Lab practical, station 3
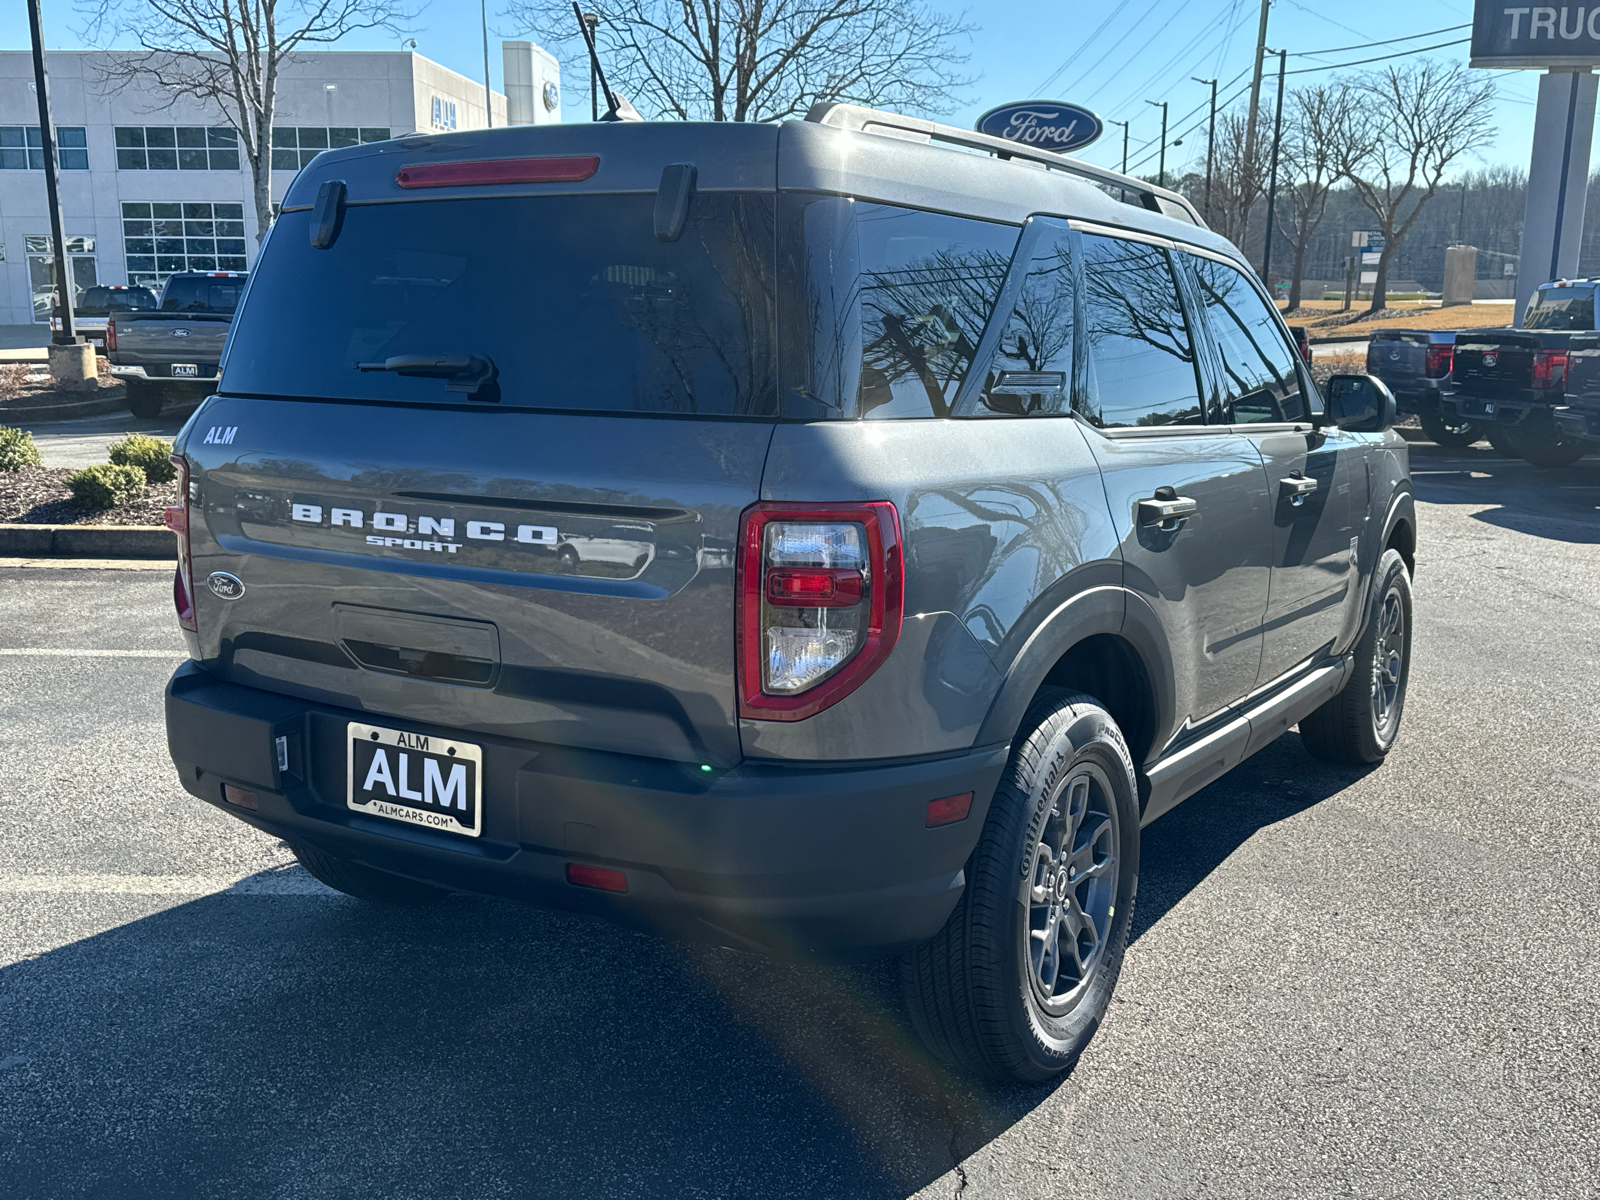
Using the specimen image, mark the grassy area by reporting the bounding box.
[1279,299,1514,334]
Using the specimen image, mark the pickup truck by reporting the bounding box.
[50,284,158,349]
[108,271,246,419]
[1556,331,1600,449]
[1451,279,1595,468]
[1365,329,1482,448]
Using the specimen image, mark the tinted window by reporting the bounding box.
[974,221,1074,416]
[1185,254,1306,423]
[76,286,157,316]
[1079,235,1201,427]
[162,276,245,313]
[777,198,1017,418]
[1524,287,1596,331]
[224,194,777,414]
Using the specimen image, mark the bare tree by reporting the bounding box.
[79,0,411,244]
[1275,83,1365,311]
[1204,109,1266,258]
[1338,62,1496,314]
[507,0,974,123]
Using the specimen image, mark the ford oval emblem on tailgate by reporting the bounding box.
[1483,351,1498,367]
[171,328,191,336]
[207,571,245,600]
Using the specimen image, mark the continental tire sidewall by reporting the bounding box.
[1003,706,1141,1077]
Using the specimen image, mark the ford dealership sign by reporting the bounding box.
[975,101,1103,154]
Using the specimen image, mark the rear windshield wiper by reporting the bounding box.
[358,354,500,401]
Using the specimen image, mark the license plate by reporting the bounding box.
[347,722,483,837]
[171,363,198,377]
[1481,402,1495,414]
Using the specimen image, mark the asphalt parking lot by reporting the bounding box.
[0,443,1596,1200]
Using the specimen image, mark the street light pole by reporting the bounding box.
[1146,99,1169,189]
[1260,48,1287,288]
[26,0,75,346]
[583,11,599,121]
[1109,119,1129,174]
[1193,76,1217,221]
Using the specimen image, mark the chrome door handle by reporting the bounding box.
[1137,495,1198,528]
[1279,475,1319,506]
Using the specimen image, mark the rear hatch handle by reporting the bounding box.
[359,353,500,401]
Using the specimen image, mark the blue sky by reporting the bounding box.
[5,0,1546,175]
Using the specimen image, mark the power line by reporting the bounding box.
[1099,5,1247,122]
[1284,37,1470,74]
[1292,23,1470,59]
[1057,0,1190,102]
[1032,0,1139,95]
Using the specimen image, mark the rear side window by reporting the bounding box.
[162,276,245,313]
[1184,254,1306,423]
[1079,234,1202,428]
[223,194,776,415]
[778,198,1018,418]
[973,219,1075,417]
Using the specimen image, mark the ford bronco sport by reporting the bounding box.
[163,105,1416,1082]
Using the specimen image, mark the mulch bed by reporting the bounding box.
[0,360,123,412]
[0,466,177,526]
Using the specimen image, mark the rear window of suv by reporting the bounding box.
[1523,286,1595,330]
[223,194,777,415]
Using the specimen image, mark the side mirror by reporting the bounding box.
[1321,374,1397,432]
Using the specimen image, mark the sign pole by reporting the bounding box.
[1260,49,1287,286]
[1514,69,1597,321]
[26,0,76,346]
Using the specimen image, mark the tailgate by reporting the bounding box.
[1453,332,1539,398]
[184,396,768,765]
[1368,333,1429,384]
[1569,333,1600,408]
[116,316,230,365]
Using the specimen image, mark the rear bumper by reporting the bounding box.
[1387,379,1449,416]
[1450,393,1555,425]
[165,661,1008,951]
[109,363,219,386]
[1554,405,1600,443]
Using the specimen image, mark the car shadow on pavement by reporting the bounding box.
[0,737,1365,1200]
[1407,444,1600,543]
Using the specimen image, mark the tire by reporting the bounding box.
[1418,412,1483,449]
[1517,437,1587,469]
[901,689,1140,1083]
[125,382,164,420]
[1484,424,1521,457]
[1300,548,1413,766]
[291,840,449,905]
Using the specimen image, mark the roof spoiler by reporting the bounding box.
[805,102,1207,229]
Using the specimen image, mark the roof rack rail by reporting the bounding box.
[804,102,1207,229]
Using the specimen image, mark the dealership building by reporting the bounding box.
[0,44,562,326]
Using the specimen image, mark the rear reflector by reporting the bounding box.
[566,863,628,893]
[222,784,258,810]
[396,155,599,189]
[925,792,974,828]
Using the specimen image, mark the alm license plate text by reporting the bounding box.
[347,722,483,837]
[171,363,198,377]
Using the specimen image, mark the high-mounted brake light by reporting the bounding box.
[395,155,599,189]
[1532,348,1569,389]
[737,501,903,722]
[166,454,196,632]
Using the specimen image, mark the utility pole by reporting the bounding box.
[1243,0,1272,185]
[1109,119,1129,174]
[583,11,599,121]
[481,0,493,127]
[1146,99,1169,189]
[27,0,76,350]
[1193,76,1217,221]
[1261,49,1287,289]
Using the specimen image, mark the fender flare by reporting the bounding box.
[975,584,1177,761]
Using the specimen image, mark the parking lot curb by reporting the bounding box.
[0,394,127,423]
[0,524,174,559]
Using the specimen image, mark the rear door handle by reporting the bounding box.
[1279,475,1319,506]
[1137,495,1198,528]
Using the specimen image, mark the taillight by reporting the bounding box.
[1424,345,1453,377]
[1365,344,1380,373]
[1532,349,1569,389]
[395,155,599,189]
[737,501,903,721]
[106,317,117,352]
[165,454,196,631]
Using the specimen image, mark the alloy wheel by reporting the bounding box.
[1370,584,1407,739]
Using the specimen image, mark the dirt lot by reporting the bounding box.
[0,465,177,526]
[1281,300,1513,334]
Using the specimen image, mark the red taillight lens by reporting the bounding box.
[167,454,196,631]
[106,317,117,352]
[395,155,599,189]
[737,501,904,722]
[1532,349,1569,388]
[566,863,628,893]
[1424,345,1453,377]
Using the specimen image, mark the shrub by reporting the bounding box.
[67,463,146,510]
[0,425,43,471]
[108,433,176,483]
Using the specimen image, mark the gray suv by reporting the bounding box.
[163,106,1416,1082]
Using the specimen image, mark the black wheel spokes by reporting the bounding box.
[1370,586,1406,734]
[1027,770,1118,1013]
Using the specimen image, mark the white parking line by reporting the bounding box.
[0,871,335,896]
[0,648,183,657]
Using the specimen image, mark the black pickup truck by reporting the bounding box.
[1451,280,1595,467]
[107,271,246,419]
[1557,332,1600,450]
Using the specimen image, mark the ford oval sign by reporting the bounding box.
[207,571,246,600]
[976,100,1103,154]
